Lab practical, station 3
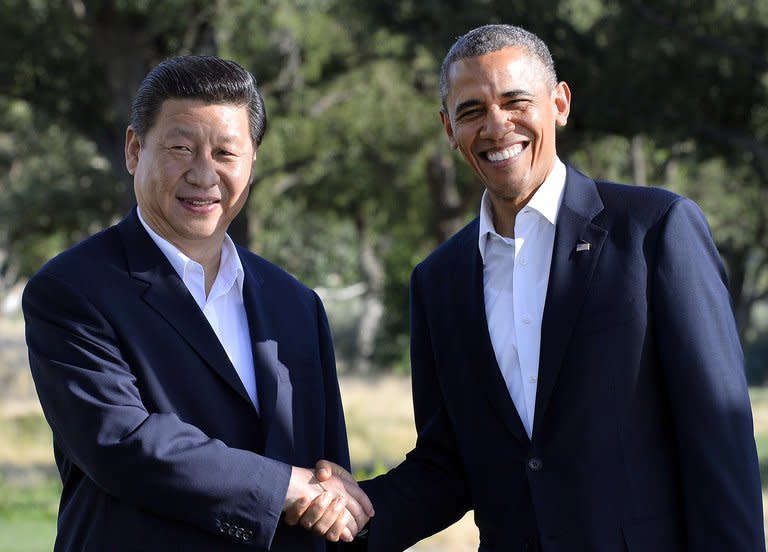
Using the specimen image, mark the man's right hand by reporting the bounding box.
[282,465,373,542]
[293,460,374,539]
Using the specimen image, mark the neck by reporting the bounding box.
[488,190,537,238]
[178,243,221,297]
[160,232,223,296]
[138,209,223,296]
[198,250,221,297]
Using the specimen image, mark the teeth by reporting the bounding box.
[486,144,524,162]
[186,199,216,206]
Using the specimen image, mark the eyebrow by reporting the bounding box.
[454,89,533,115]
[454,99,483,115]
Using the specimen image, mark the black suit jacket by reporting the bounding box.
[23,209,350,551]
[361,166,764,551]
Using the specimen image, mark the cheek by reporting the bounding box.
[224,170,253,202]
[453,131,476,162]
[160,158,188,181]
[459,147,477,169]
[459,144,482,170]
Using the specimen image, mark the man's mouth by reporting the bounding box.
[483,143,526,162]
[179,198,220,206]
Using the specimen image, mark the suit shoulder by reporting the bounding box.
[30,225,123,282]
[23,225,125,311]
[593,179,687,222]
[594,179,681,204]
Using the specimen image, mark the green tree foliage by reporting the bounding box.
[0,98,121,286]
[2,0,767,377]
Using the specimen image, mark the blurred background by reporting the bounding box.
[1,1,767,550]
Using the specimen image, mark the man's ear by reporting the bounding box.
[553,81,571,127]
[125,127,141,175]
[440,110,458,150]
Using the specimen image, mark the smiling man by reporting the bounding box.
[310,24,764,551]
[23,55,372,551]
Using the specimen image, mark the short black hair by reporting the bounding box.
[440,24,557,110]
[130,55,267,146]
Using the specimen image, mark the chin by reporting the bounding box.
[181,224,220,239]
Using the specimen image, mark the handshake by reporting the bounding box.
[282,460,374,543]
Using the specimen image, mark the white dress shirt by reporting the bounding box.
[138,208,258,410]
[479,158,566,437]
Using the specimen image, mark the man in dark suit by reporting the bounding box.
[311,24,764,551]
[23,55,372,551]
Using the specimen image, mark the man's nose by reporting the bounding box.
[481,106,512,139]
[185,154,219,188]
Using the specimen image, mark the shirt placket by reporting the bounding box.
[514,210,538,436]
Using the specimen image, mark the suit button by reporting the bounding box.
[243,529,253,541]
[235,528,243,539]
[527,457,543,471]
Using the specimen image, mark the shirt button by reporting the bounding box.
[522,317,531,325]
[520,257,528,266]
[528,376,538,383]
[528,457,543,471]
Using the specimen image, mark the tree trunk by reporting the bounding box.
[722,245,749,339]
[352,215,385,374]
[426,147,464,244]
[631,134,647,186]
[228,193,251,247]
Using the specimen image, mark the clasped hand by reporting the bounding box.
[282,464,373,542]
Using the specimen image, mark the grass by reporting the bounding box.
[0,474,59,521]
[0,411,60,552]
[0,520,57,552]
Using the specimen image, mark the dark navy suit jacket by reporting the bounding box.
[23,209,350,551]
[361,166,764,551]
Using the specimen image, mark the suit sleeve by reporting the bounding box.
[360,266,471,551]
[653,198,764,550]
[23,270,291,549]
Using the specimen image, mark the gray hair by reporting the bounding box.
[439,24,558,110]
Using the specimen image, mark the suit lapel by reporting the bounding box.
[533,167,607,437]
[117,210,254,407]
[240,257,295,462]
[460,222,530,446]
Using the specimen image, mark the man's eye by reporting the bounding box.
[506,100,528,110]
[458,109,481,120]
[170,145,192,152]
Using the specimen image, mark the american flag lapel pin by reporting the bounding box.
[576,241,591,252]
